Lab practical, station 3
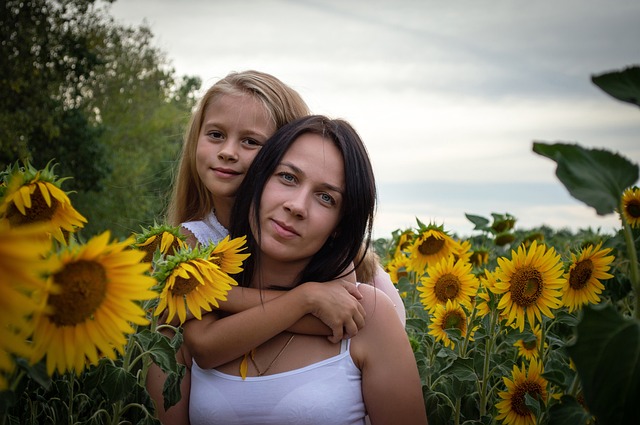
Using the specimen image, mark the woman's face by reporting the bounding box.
[256,133,345,268]
[195,94,276,202]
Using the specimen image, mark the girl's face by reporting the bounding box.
[196,93,276,202]
[256,133,345,270]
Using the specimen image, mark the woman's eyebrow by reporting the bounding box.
[279,162,343,194]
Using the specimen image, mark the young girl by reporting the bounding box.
[184,115,426,424]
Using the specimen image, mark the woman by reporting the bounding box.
[184,115,427,424]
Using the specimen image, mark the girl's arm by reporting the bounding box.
[218,278,364,342]
[183,281,364,369]
[182,229,364,340]
[353,285,428,425]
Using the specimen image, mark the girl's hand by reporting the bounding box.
[299,279,366,343]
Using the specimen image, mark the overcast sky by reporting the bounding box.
[109,0,640,238]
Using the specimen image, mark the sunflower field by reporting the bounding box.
[0,68,638,425]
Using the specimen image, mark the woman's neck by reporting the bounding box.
[251,256,307,290]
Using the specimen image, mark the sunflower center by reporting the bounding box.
[522,338,538,350]
[443,310,466,332]
[569,259,594,290]
[627,200,640,218]
[7,186,58,226]
[434,273,460,302]
[209,255,223,268]
[49,260,107,326]
[512,381,543,416]
[170,274,200,296]
[141,238,160,264]
[418,235,444,256]
[511,266,543,307]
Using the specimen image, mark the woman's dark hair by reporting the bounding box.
[229,115,377,287]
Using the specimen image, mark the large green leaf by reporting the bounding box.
[547,395,593,425]
[101,363,138,403]
[135,329,180,374]
[566,304,640,424]
[532,142,638,215]
[591,66,640,107]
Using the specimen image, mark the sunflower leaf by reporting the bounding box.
[441,357,477,382]
[591,66,640,107]
[134,329,180,374]
[547,395,593,425]
[532,142,639,215]
[101,363,137,403]
[566,304,640,424]
[465,213,491,232]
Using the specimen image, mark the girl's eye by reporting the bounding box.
[208,131,224,140]
[243,138,263,148]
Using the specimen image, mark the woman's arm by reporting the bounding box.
[352,285,427,425]
[183,281,365,369]
[146,328,191,425]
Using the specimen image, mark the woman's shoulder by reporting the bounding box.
[356,283,398,322]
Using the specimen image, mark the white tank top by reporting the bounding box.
[189,339,366,425]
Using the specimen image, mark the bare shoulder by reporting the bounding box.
[357,283,396,317]
[180,226,198,247]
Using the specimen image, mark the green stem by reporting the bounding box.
[454,397,461,425]
[460,301,478,357]
[538,319,548,365]
[621,214,640,319]
[479,309,498,417]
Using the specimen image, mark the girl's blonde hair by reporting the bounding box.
[166,70,310,226]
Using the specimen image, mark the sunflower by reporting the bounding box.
[513,324,545,360]
[30,232,157,376]
[561,242,614,313]
[428,299,468,349]
[407,224,457,273]
[209,235,250,275]
[154,246,238,324]
[0,161,86,244]
[0,221,54,388]
[452,239,473,263]
[496,359,548,425]
[393,228,415,257]
[418,255,479,312]
[493,241,565,332]
[470,247,490,268]
[385,253,411,284]
[621,186,640,227]
[135,223,187,264]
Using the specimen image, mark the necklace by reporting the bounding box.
[242,334,295,378]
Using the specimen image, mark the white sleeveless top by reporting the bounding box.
[189,339,366,425]
[181,211,228,246]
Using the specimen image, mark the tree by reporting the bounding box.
[1,0,201,238]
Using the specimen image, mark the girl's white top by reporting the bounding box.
[181,211,228,246]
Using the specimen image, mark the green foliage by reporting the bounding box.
[0,0,201,239]
[592,66,640,107]
[532,142,638,216]
[566,305,640,424]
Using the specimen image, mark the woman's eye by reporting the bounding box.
[319,193,336,205]
[278,172,296,183]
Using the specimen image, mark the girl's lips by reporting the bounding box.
[271,219,299,238]
[213,167,240,178]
